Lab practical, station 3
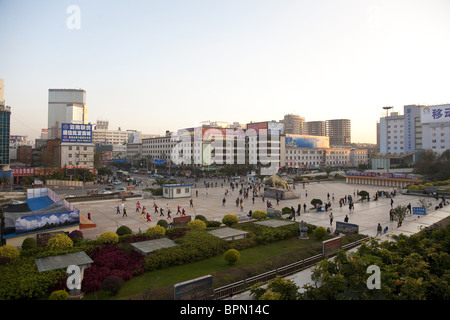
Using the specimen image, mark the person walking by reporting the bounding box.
[329,211,333,225]
[154,204,158,214]
[160,207,164,217]
[344,215,349,222]
[303,203,307,213]
[177,205,181,215]
[190,198,194,207]
[376,223,382,236]
[240,202,244,212]
[222,197,226,207]
[122,207,127,217]
[146,212,151,222]
[182,208,186,216]
[116,205,120,214]
[167,209,172,220]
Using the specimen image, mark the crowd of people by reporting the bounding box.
[97,175,445,239]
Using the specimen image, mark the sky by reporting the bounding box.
[1,0,450,144]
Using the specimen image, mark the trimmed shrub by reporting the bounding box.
[195,215,208,223]
[222,214,239,227]
[251,210,268,220]
[186,219,207,230]
[206,220,221,228]
[48,290,69,300]
[224,249,240,265]
[146,225,166,239]
[157,219,169,229]
[116,225,132,236]
[0,245,20,259]
[310,199,323,208]
[46,234,73,251]
[68,230,84,243]
[101,275,124,296]
[21,238,37,250]
[281,207,291,215]
[97,231,119,245]
[313,227,327,240]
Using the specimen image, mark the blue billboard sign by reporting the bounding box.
[413,207,427,215]
[61,123,92,143]
[154,159,164,165]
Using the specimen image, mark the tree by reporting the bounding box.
[359,190,369,200]
[390,205,408,226]
[250,276,300,300]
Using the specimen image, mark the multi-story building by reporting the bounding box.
[60,143,95,169]
[326,119,351,146]
[0,105,11,172]
[0,79,11,174]
[379,111,405,155]
[285,134,368,169]
[379,104,450,156]
[303,121,327,137]
[281,114,304,135]
[48,89,88,139]
[92,121,129,145]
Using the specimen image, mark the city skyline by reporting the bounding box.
[2,0,450,144]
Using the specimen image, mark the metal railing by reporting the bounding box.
[213,236,370,300]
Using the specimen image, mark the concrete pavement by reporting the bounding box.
[69,179,450,300]
[73,179,446,240]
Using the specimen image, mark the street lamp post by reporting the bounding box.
[382,106,393,173]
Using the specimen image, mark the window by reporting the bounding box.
[176,188,181,194]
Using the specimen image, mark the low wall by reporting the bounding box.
[45,180,95,187]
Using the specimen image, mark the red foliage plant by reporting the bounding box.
[81,244,145,293]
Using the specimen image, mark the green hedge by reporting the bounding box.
[238,221,300,245]
[144,230,229,271]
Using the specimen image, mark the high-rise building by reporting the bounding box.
[281,114,304,135]
[326,119,351,146]
[0,105,11,170]
[379,104,450,156]
[0,79,11,172]
[48,89,87,138]
[0,79,4,106]
[303,121,327,137]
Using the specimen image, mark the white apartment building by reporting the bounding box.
[60,143,95,169]
[285,147,368,168]
[379,111,405,155]
[379,104,450,156]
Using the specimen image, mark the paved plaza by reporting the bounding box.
[73,179,449,241]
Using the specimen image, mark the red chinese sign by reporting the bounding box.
[12,167,35,176]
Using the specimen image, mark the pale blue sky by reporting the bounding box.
[1,0,450,143]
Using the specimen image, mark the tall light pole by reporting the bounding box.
[382,106,393,173]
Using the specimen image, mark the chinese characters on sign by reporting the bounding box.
[61,123,92,143]
[421,105,450,124]
[12,167,34,176]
